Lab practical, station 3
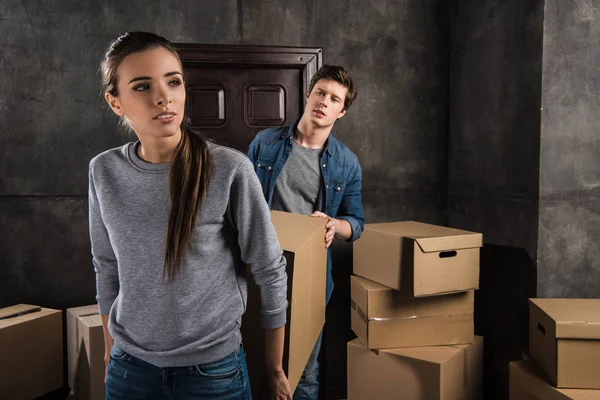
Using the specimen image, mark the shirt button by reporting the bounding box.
[322,164,326,168]
[257,163,261,167]
[267,166,272,171]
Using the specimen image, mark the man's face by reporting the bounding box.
[302,79,348,128]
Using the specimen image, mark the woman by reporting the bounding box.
[90,31,291,400]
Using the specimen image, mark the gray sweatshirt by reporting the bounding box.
[89,141,288,368]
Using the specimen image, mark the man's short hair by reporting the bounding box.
[308,65,358,111]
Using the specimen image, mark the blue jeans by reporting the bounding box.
[292,331,323,400]
[106,344,252,400]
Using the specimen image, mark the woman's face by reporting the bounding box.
[106,47,186,141]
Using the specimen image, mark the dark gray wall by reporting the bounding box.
[0,0,449,306]
[0,0,243,311]
[303,0,450,226]
[538,0,600,298]
[0,1,449,398]
[7,1,599,399]
[448,0,543,398]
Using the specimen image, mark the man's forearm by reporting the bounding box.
[334,218,352,240]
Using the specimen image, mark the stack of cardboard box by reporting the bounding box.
[0,302,106,400]
[509,298,600,399]
[348,221,484,400]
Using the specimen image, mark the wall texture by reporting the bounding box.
[0,0,449,307]
[5,1,598,399]
[538,0,600,298]
[448,0,544,398]
[0,1,449,398]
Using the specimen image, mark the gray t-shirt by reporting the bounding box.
[89,141,287,368]
[272,138,322,215]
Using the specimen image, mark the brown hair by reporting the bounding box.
[100,32,211,281]
[308,65,358,111]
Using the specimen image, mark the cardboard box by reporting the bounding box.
[510,360,600,400]
[0,304,63,399]
[347,336,483,400]
[353,221,482,296]
[351,275,474,349]
[242,211,326,397]
[529,298,600,389]
[67,305,105,400]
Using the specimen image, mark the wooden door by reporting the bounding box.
[174,44,322,153]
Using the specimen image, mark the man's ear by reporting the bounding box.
[337,109,347,120]
[105,92,124,117]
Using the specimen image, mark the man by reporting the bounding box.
[247,65,364,399]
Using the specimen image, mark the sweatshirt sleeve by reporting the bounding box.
[88,163,120,315]
[227,157,288,330]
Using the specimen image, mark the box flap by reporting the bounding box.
[415,234,483,253]
[347,338,365,350]
[69,304,99,318]
[349,338,462,364]
[80,314,103,328]
[0,304,41,320]
[367,221,480,240]
[351,275,391,293]
[0,307,61,330]
[383,345,462,364]
[530,298,600,339]
[365,221,482,252]
[271,211,326,252]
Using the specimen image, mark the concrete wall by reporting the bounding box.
[448,0,544,398]
[0,1,449,397]
[0,0,449,308]
[7,1,599,399]
[538,0,600,299]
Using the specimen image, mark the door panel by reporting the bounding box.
[184,66,300,152]
[174,44,322,154]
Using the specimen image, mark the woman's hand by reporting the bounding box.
[267,369,292,400]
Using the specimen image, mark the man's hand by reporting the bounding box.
[311,211,336,248]
[267,369,293,400]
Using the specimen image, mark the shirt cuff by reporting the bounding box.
[97,297,116,315]
[338,216,362,242]
[260,307,287,330]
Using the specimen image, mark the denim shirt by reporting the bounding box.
[247,121,365,303]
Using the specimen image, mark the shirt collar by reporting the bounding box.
[282,119,336,157]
